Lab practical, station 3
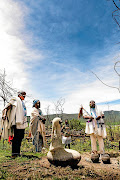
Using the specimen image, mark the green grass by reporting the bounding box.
[0,137,47,165]
[71,137,91,153]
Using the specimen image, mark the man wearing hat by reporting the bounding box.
[30,100,46,152]
[2,91,28,158]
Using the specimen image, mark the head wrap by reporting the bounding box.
[33,99,40,107]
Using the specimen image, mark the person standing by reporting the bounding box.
[30,100,46,152]
[2,91,28,158]
[61,119,71,149]
[79,100,107,162]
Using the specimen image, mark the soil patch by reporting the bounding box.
[1,153,120,180]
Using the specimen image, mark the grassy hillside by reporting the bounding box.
[104,110,120,125]
[27,110,120,125]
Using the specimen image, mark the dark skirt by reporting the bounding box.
[33,131,43,152]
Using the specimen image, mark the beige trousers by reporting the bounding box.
[90,133,104,154]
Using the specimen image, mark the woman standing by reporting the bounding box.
[30,100,46,152]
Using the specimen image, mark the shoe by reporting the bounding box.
[91,153,99,163]
[11,155,17,159]
[101,153,110,164]
[11,154,20,159]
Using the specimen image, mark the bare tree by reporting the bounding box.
[111,0,120,28]
[107,0,120,43]
[0,69,17,147]
[91,61,120,93]
[45,105,50,129]
[0,69,17,106]
[53,97,65,120]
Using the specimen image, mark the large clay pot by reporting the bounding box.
[101,154,110,164]
[91,154,99,163]
[48,117,81,167]
[47,148,81,167]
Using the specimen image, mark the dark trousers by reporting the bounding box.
[12,126,25,156]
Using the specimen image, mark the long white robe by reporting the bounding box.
[1,97,28,139]
[84,106,107,138]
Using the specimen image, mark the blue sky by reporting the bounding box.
[0,0,120,114]
[23,0,119,95]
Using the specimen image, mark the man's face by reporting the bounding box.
[65,120,68,125]
[89,101,95,108]
[19,94,26,100]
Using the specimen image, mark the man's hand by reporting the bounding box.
[2,109,7,120]
[83,116,94,119]
[2,115,6,120]
[42,118,46,124]
[78,106,83,118]
[90,116,94,119]
[28,132,31,137]
[2,105,12,120]
[101,115,104,119]
[96,116,101,120]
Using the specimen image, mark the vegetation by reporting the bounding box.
[0,114,120,179]
[104,110,120,125]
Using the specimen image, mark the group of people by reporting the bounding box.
[1,90,107,162]
[0,91,71,158]
[1,91,46,158]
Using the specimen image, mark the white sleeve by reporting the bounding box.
[5,97,17,109]
[83,111,89,117]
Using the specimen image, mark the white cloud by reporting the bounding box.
[63,55,120,114]
[39,70,120,116]
[0,0,44,91]
[45,50,120,115]
[64,81,120,113]
[0,0,45,117]
[0,1,28,88]
[35,51,120,116]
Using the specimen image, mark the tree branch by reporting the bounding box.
[90,70,119,92]
[112,0,120,10]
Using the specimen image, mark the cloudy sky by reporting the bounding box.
[0,0,120,115]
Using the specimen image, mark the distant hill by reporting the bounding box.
[27,113,78,124]
[104,110,120,124]
[44,113,78,121]
[27,110,120,125]
[46,110,120,120]
[104,110,120,116]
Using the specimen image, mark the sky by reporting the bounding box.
[0,0,120,115]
